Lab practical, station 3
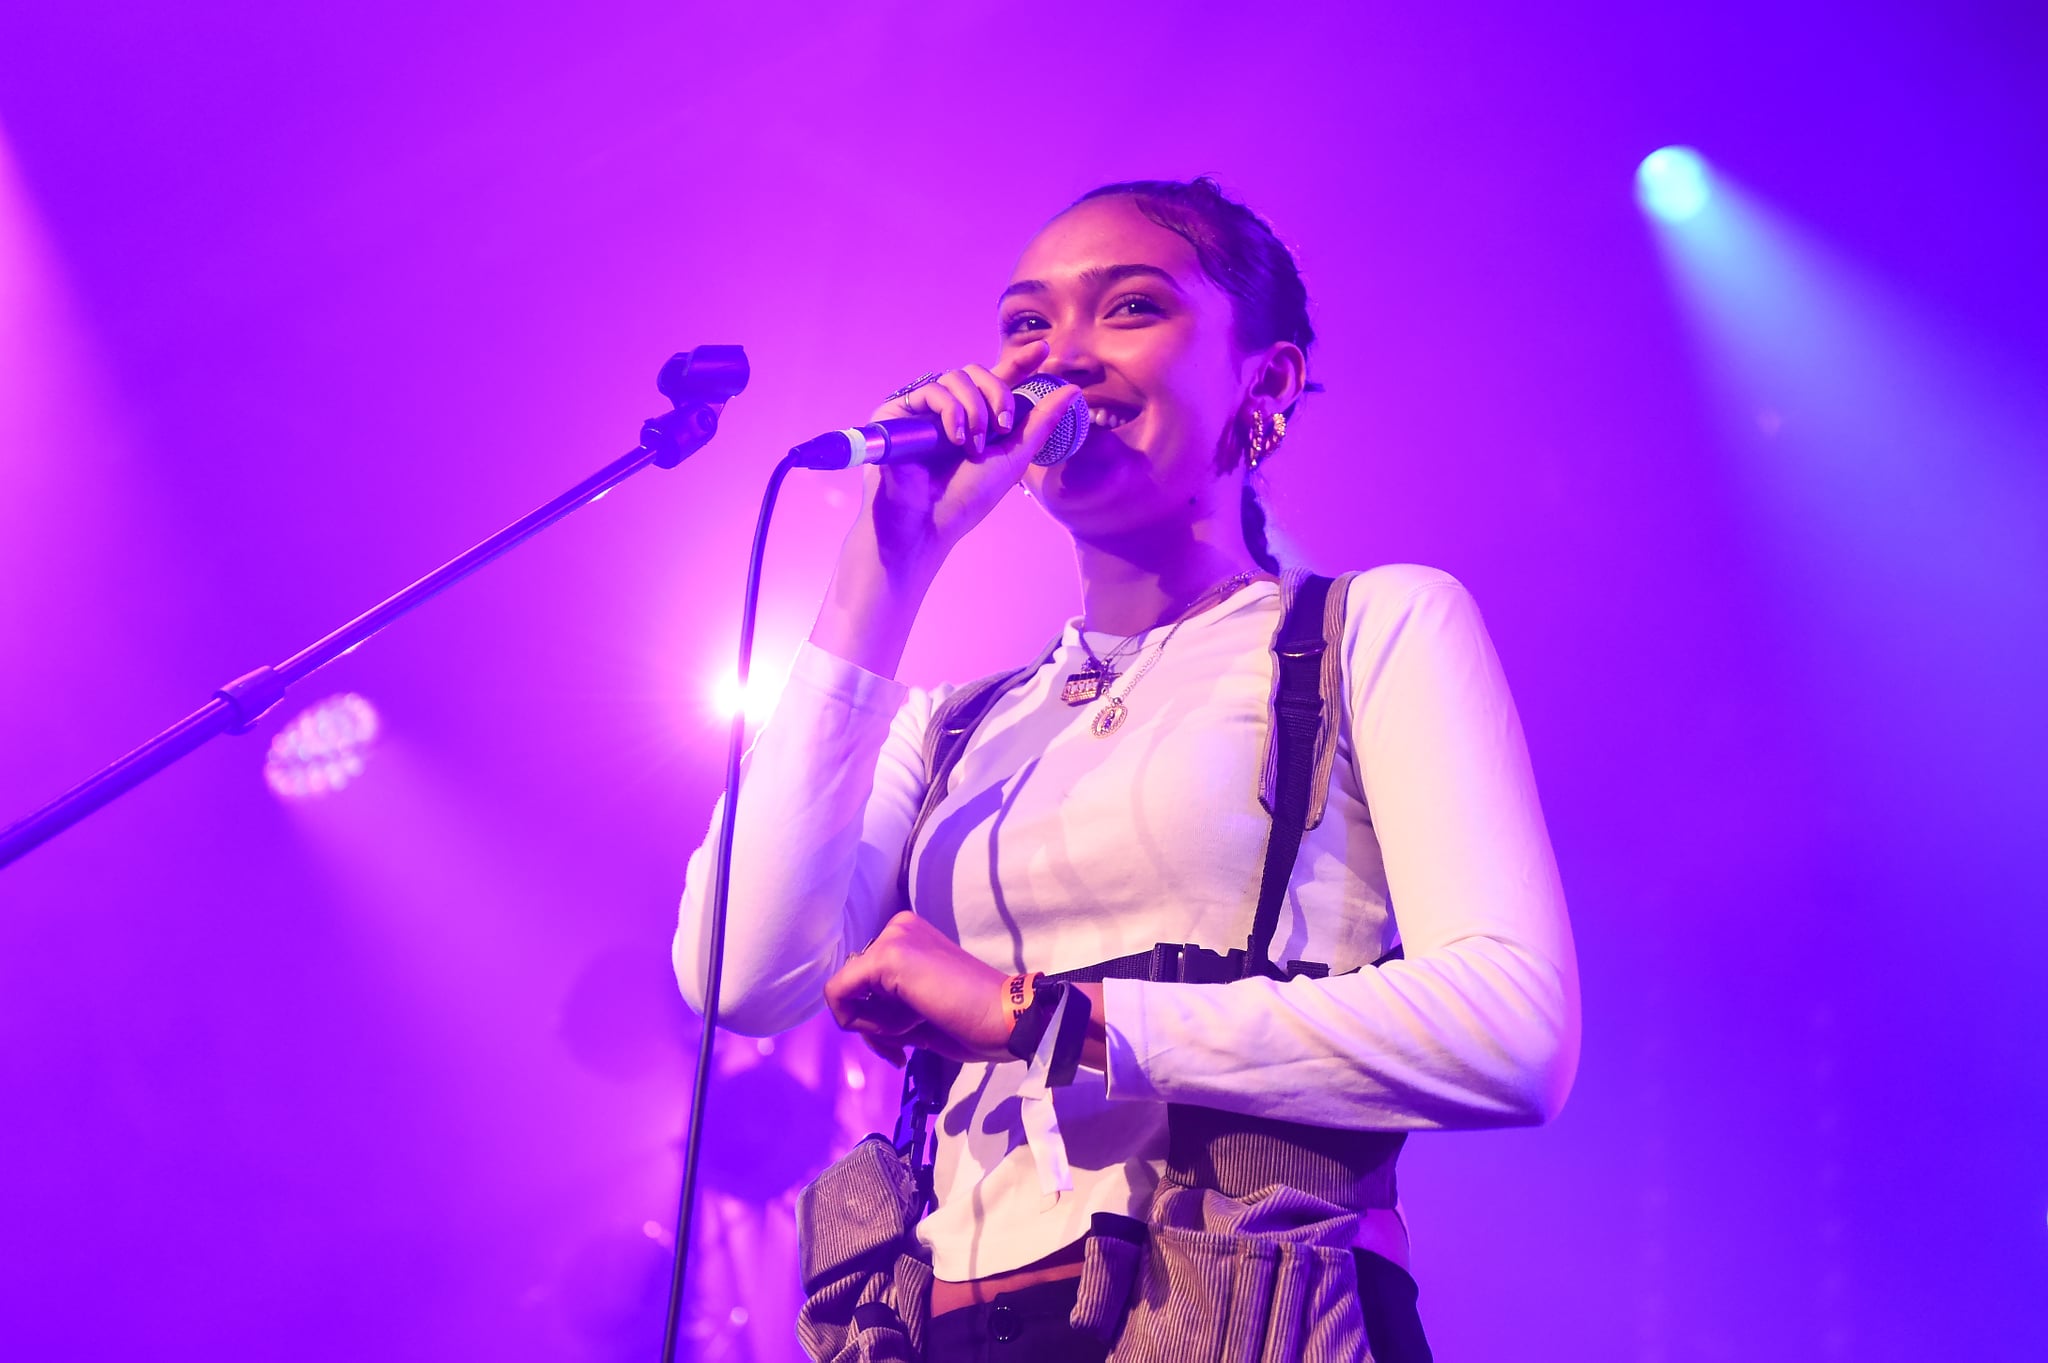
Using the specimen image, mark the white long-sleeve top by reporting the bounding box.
[675,566,1579,1282]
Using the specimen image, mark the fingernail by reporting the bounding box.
[998,408,1014,432]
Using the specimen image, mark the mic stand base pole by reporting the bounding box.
[0,398,731,872]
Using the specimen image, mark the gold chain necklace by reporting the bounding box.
[1086,570,1259,738]
[1061,630,1147,705]
[1078,630,1146,676]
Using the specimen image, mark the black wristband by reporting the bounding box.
[1006,980,1066,1062]
[1046,985,1090,1088]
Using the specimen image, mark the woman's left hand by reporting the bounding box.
[823,912,1013,1066]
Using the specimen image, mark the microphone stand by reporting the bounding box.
[0,345,751,871]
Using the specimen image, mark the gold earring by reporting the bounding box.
[1272,411,1288,442]
[1247,411,1270,469]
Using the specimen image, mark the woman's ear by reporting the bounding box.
[1247,341,1308,411]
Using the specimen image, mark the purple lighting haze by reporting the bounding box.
[0,4,2042,1361]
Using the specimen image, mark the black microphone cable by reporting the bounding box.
[659,449,802,1363]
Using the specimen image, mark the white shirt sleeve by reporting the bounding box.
[672,641,940,1036]
[1102,575,1582,1129]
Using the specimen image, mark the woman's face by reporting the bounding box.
[1000,197,1260,539]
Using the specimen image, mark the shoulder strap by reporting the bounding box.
[1245,572,1351,977]
[1257,569,1358,832]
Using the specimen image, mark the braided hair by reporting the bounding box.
[1071,178,1316,572]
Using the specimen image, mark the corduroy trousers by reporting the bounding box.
[923,1251,1432,1363]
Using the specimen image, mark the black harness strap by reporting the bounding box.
[905,576,1347,994]
[1245,573,1335,978]
[887,576,1354,1208]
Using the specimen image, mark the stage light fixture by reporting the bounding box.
[1637,146,1712,223]
[264,693,380,799]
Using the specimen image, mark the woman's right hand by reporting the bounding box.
[810,339,1082,677]
[859,338,1077,565]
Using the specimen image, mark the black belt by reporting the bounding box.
[1051,941,1400,986]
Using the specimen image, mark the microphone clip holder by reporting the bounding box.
[640,344,751,468]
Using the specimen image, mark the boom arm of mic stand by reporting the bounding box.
[0,349,747,872]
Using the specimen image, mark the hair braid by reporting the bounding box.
[1241,481,1280,574]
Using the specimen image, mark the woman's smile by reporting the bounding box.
[1087,400,1140,432]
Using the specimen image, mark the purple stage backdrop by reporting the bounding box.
[2,3,2044,1360]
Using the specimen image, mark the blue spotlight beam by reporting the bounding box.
[1638,146,1712,223]
[0,347,749,871]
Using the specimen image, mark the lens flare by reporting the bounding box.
[1637,146,1712,223]
[264,693,381,799]
[710,668,783,725]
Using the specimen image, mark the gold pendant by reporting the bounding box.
[1090,698,1128,737]
[1061,670,1113,705]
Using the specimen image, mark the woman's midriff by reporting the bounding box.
[930,1239,1087,1317]
[926,1207,1412,1318]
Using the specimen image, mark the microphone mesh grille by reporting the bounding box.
[1015,376,1090,467]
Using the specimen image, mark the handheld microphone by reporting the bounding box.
[789,376,1090,471]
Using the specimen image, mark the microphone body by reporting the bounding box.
[790,376,1090,471]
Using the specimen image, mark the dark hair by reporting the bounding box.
[1071,178,1315,574]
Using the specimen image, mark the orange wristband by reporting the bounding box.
[1002,971,1042,1027]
